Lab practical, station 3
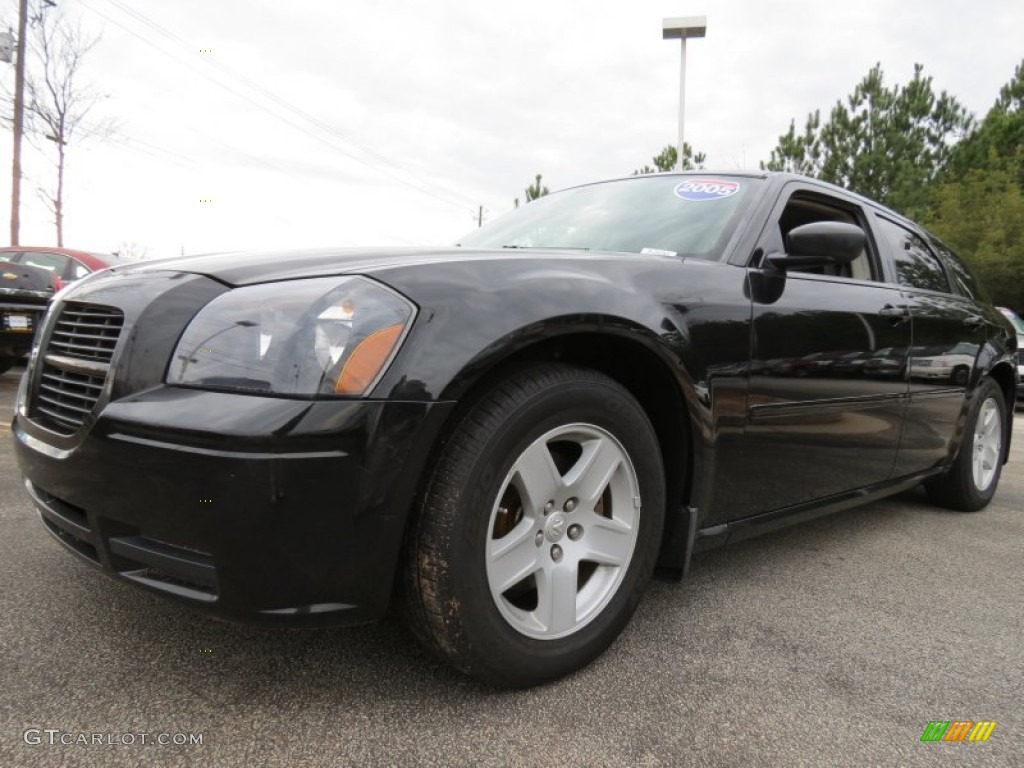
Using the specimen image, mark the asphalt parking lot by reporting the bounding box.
[1,364,1021,767]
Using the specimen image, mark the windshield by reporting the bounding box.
[458,175,760,259]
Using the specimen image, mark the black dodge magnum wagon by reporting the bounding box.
[12,172,1017,687]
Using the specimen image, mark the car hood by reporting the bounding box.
[111,246,658,287]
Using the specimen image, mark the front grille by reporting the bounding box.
[48,303,122,362]
[34,365,108,433]
[30,302,124,435]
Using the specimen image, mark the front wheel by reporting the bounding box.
[925,377,1006,511]
[404,364,665,687]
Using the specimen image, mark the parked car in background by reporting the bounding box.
[997,306,1024,405]
[11,172,1018,687]
[0,247,122,290]
[909,342,979,385]
[0,260,60,374]
[862,346,908,379]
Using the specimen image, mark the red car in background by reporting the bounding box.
[0,246,123,291]
[0,247,123,374]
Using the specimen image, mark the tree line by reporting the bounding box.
[763,59,1024,313]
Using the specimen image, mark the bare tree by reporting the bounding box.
[24,9,111,246]
[112,240,150,261]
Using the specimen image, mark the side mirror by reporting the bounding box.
[767,221,866,271]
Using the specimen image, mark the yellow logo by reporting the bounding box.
[2,272,17,280]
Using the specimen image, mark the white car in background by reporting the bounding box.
[909,342,979,385]
[997,307,1024,407]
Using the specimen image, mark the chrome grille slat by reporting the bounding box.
[56,319,117,329]
[48,339,119,358]
[35,404,84,427]
[52,329,119,343]
[36,394,94,415]
[29,302,124,435]
[40,371,104,391]
[57,310,121,319]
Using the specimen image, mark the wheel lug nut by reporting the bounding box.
[544,500,554,516]
[563,497,577,513]
[567,524,583,541]
[550,545,563,562]
[535,531,544,547]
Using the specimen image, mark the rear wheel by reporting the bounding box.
[404,364,665,687]
[925,377,1006,511]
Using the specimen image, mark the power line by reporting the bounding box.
[76,0,479,214]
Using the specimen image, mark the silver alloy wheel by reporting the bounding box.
[972,397,1002,492]
[485,423,641,640]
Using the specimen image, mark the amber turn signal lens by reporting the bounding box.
[335,323,405,394]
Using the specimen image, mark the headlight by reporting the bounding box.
[166,276,415,396]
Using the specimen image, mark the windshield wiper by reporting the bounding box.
[500,245,590,251]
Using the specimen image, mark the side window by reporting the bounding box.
[769,192,874,280]
[929,236,989,302]
[18,251,70,276]
[875,218,950,293]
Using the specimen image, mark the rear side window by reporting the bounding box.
[876,217,951,293]
[69,260,90,280]
[929,236,989,302]
[18,251,70,276]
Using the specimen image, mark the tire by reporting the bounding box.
[404,364,665,687]
[0,357,13,375]
[925,377,1006,511]
[950,366,969,386]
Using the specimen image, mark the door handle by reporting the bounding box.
[963,314,985,328]
[878,304,909,322]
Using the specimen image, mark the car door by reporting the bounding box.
[872,216,986,477]
[716,184,911,520]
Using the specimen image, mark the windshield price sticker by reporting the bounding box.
[674,179,740,202]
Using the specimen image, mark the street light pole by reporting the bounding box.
[662,16,707,171]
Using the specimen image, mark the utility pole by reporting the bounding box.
[10,0,28,245]
[477,205,484,228]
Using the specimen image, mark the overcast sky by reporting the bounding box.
[1,0,1022,259]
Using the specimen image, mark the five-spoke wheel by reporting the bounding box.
[405,364,664,687]
[486,423,641,640]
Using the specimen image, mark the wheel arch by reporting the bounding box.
[985,360,1016,462]
[414,328,697,576]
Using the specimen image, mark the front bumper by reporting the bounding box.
[14,389,451,625]
[12,268,452,626]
